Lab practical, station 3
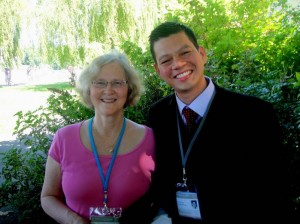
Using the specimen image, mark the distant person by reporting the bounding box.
[147,21,292,223]
[41,50,155,223]
[26,65,32,76]
[4,68,11,86]
[26,65,33,82]
[67,65,77,86]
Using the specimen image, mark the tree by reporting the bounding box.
[0,0,23,68]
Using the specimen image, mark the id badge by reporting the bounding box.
[90,207,122,224]
[176,183,202,220]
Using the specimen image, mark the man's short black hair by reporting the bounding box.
[149,21,199,62]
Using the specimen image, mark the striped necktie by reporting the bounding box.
[182,107,199,134]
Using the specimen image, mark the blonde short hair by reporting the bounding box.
[76,49,144,109]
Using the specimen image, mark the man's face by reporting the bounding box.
[153,31,207,102]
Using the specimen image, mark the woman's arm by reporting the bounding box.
[41,156,89,224]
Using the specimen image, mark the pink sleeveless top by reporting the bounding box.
[49,121,155,218]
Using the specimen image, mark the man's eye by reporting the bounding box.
[182,51,191,56]
[161,59,171,64]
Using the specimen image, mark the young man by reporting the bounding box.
[148,21,293,224]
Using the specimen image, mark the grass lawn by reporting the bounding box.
[0,82,73,141]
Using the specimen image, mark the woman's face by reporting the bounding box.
[90,62,128,116]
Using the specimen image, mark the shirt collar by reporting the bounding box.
[176,76,215,117]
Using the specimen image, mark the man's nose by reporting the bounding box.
[172,57,186,69]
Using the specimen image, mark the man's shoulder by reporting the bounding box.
[215,84,272,108]
[150,94,175,110]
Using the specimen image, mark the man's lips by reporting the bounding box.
[175,70,191,79]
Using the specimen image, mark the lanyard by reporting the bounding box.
[88,117,126,207]
[176,91,216,185]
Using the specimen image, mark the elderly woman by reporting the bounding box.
[41,50,155,224]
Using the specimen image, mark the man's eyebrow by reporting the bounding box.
[157,54,170,62]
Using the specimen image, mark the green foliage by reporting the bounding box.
[0,89,93,222]
[0,147,46,222]
[0,0,299,221]
[0,0,23,68]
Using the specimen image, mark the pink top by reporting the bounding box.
[49,121,155,219]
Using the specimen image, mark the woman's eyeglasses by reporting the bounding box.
[91,80,128,89]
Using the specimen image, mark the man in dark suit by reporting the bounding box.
[148,21,293,223]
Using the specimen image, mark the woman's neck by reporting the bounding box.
[93,114,123,132]
[91,114,125,153]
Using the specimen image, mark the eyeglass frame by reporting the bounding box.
[91,79,128,89]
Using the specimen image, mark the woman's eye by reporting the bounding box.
[113,81,122,86]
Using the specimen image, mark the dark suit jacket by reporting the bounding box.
[148,83,293,223]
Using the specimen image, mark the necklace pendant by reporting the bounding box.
[104,144,115,153]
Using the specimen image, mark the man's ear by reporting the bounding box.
[153,63,159,74]
[198,46,207,64]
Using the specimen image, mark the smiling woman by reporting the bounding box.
[40,49,156,224]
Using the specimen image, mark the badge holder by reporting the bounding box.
[176,168,202,220]
[90,202,122,224]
